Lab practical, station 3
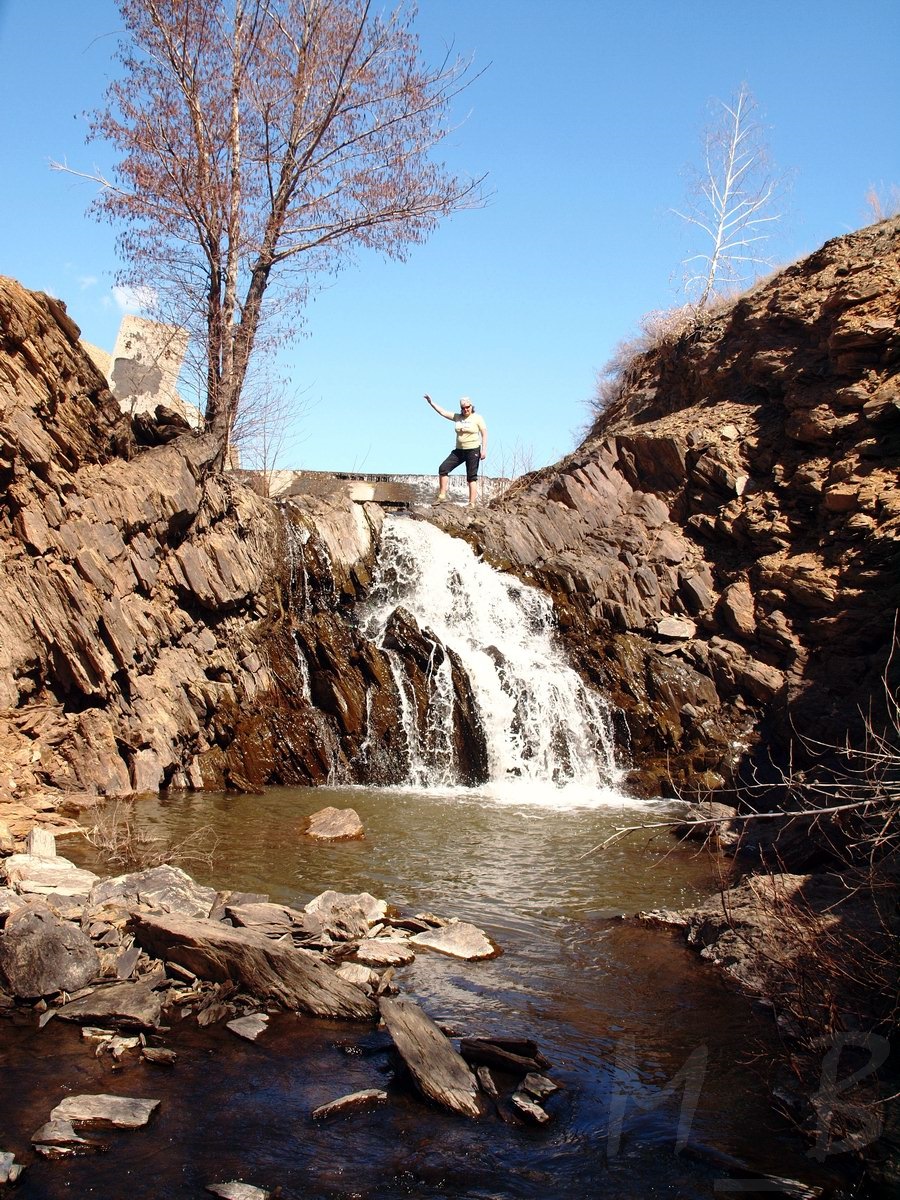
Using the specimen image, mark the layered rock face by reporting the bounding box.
[1,217,897,820]
[437,217,900,794]
[0,286,358,816]
[0,278,294,808]
[0,275,489,824]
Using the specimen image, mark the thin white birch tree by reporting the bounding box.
[674,84,782,311]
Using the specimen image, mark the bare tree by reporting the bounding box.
[674,84,781,311]
[59,0,483,468]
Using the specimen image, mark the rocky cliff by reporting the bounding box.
[1,217,898,840]
[437,217,900,799]
[0,276,489,839]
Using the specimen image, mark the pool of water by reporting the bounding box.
[1,785,847,1198]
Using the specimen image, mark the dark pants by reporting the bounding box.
[439,446,481,482]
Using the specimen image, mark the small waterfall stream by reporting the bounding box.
[360,515,624,803]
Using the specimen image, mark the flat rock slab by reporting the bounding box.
[225,902,301,931]
[132,911,376,1020]
[379,996,483,1119]
[0,903,99,998]
[304,807,364,841]
[207,1184,270,1200]
[51,1094,160,1129]
[311,1089,388,1121]
[88,864,217,920]
[1,853,99,900]
[410,921,498,960]
[31,1118,108,1155]
[521,1072,559,1100]
[56,979,164,1030]
[227,1014,269,1041]
[354,939,415,968]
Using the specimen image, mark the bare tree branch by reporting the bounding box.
[58,0,486,469]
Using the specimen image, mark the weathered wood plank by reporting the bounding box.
[379,996,483,1119]
[131,912,377,1020]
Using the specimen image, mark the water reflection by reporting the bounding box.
[1,786,842,1199]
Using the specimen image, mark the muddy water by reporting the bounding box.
[3,786,842,1198]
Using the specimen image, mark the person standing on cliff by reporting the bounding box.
[424,394,488,506]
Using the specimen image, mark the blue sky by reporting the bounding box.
[1,0,898,476]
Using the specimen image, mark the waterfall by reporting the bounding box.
[360,515,624,805]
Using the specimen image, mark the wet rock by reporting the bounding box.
[141,1045,178,1066]
[227,1013,269,1041]
[379,996,484,1118]
[511,1090,551,1123]
[459,1037,551,1075]
[311,1088,389,1121]
[50,1094,160,1129]
[32,1118,108,1158]
[476,1065,498,1099]
[674,801,740,848]
[56,978,165,1030]
[207,1184,270,1200]
[0,1149,25,1182]
[131,911,377,1019]
[82,1028,142,1060]
[0,902,99,997]
[521,1072,560,1100]
[409,920,499,961]
[304,806,364,841]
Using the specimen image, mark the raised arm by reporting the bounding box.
[424,394,454,420]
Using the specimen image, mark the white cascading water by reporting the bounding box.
[361,515,626,806]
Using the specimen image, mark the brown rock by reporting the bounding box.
[0,903,99,998]
[720,580,756,640]
[379,996,484,1118]
[131,910,377,1019]
[56,978,165,1030]
[305,806,364,841]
